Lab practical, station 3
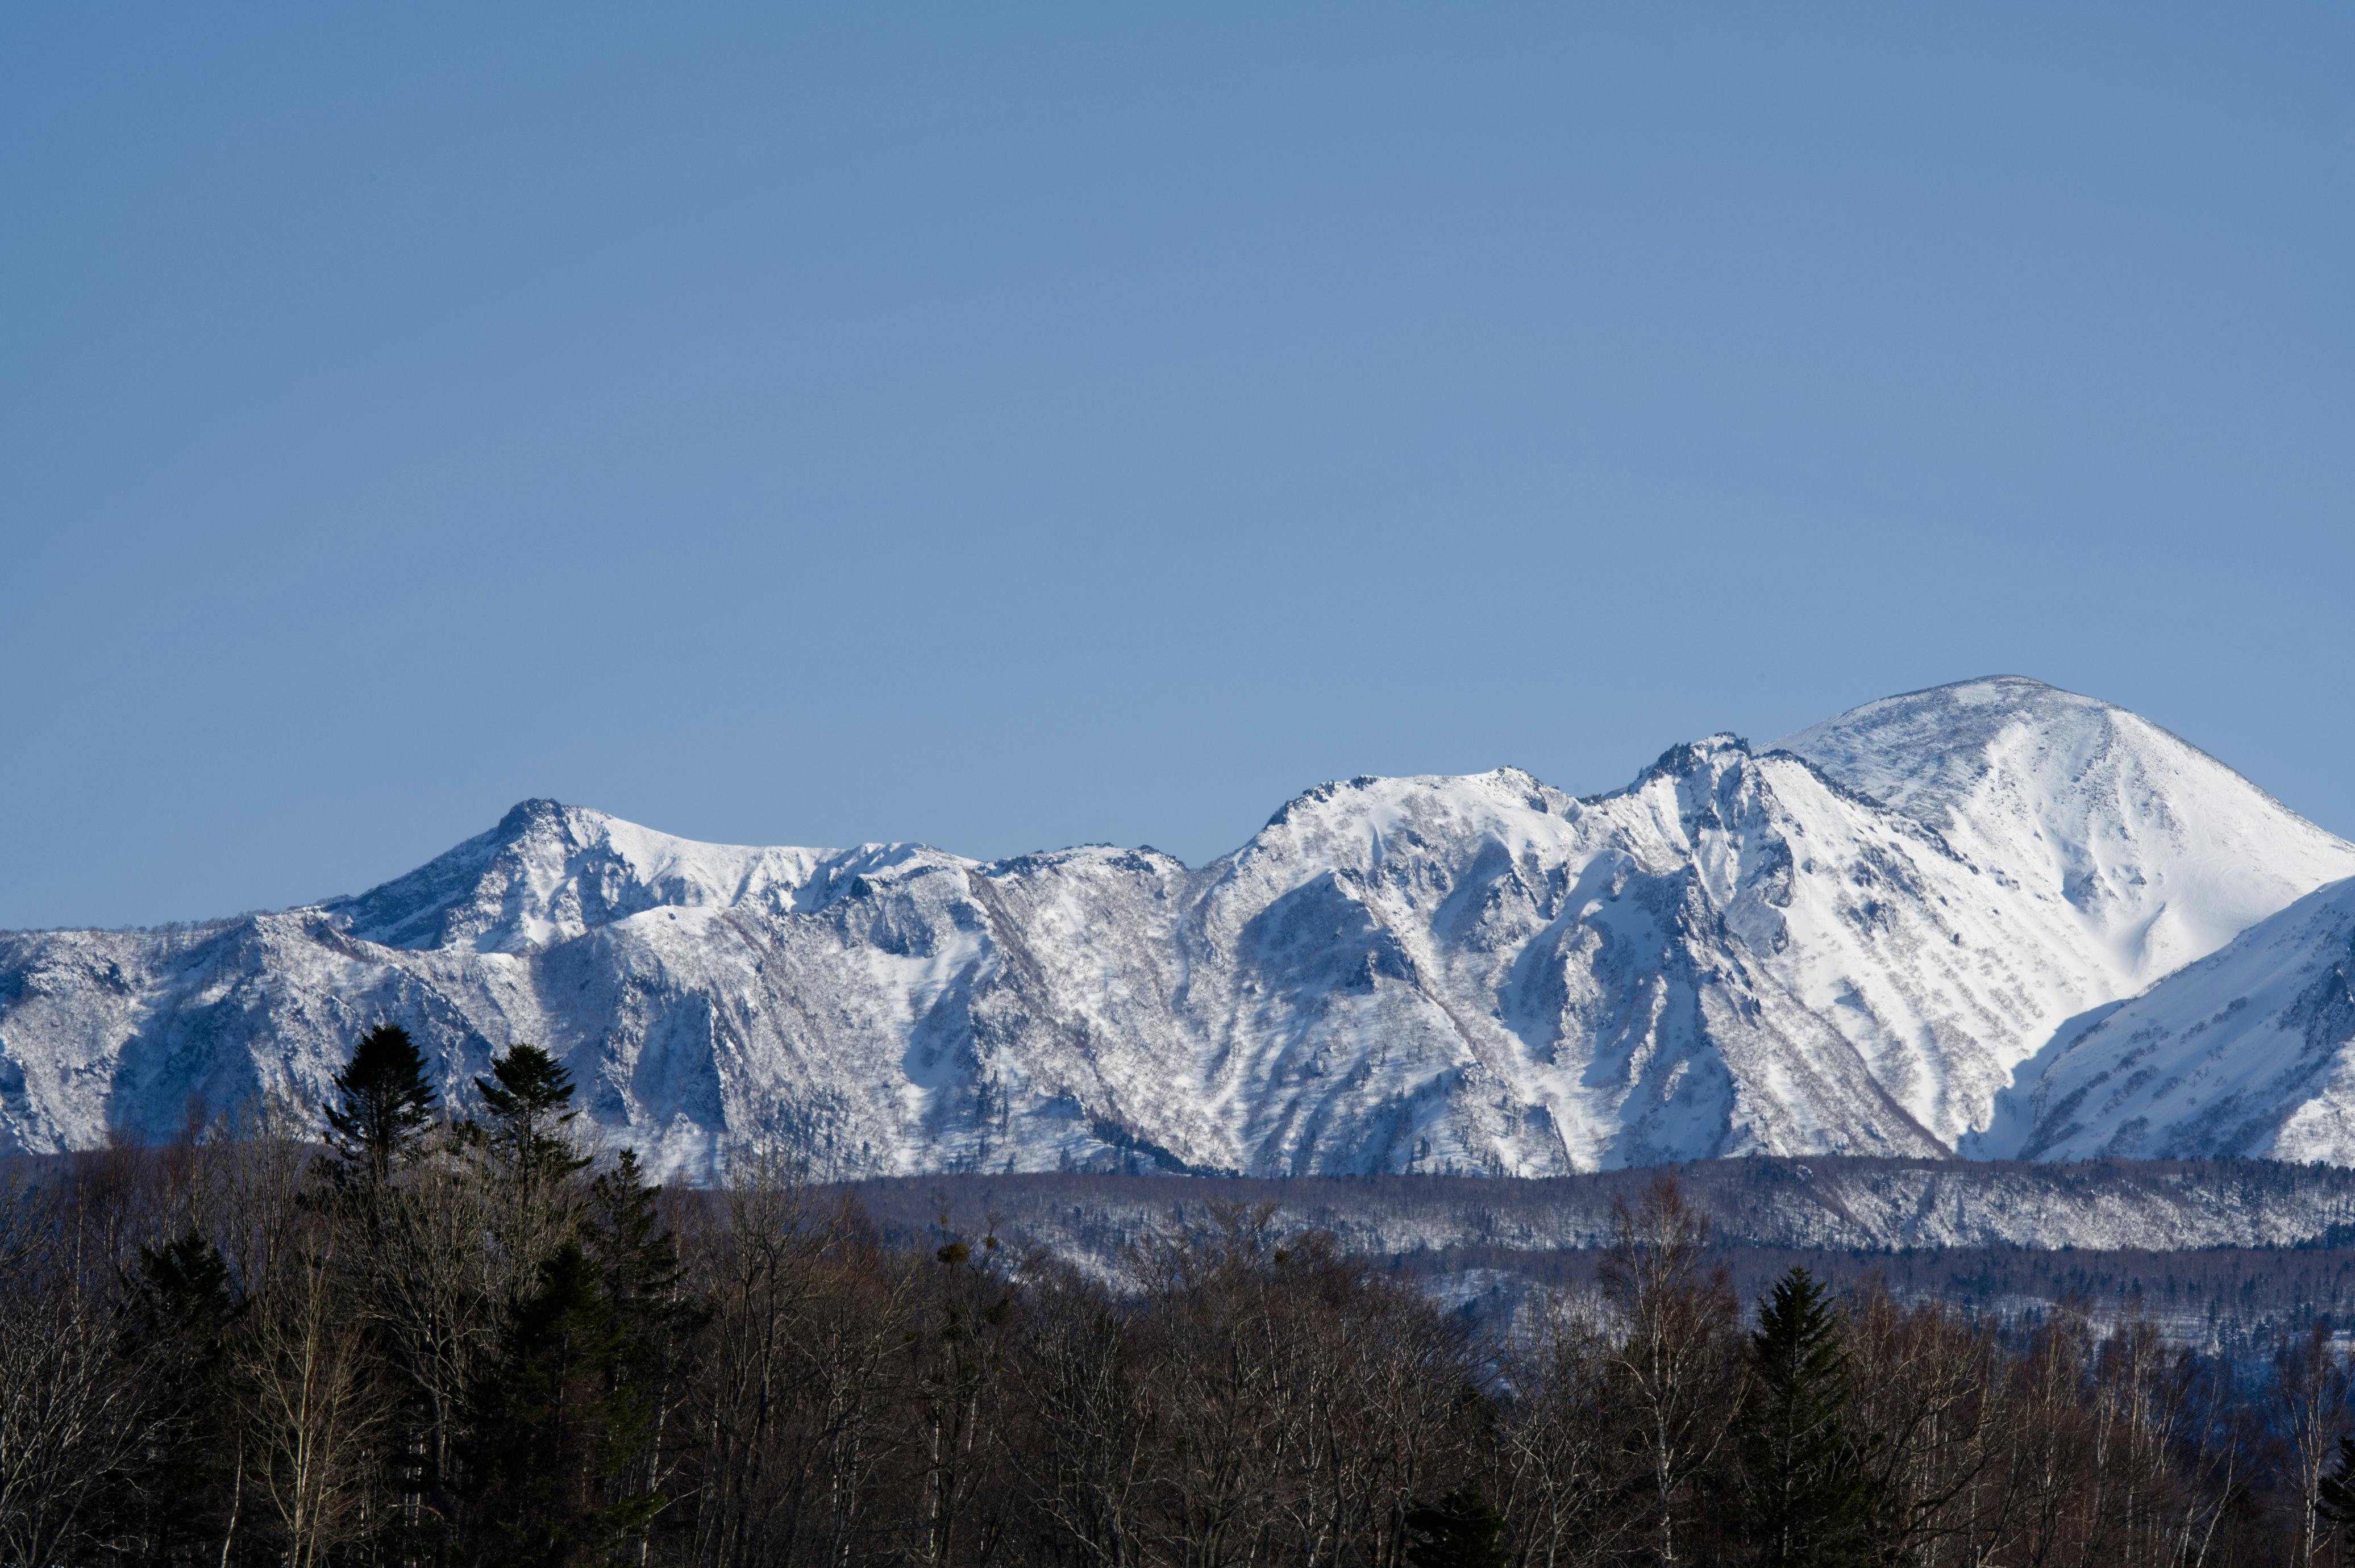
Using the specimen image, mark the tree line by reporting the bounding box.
[12,1026,2355,1565]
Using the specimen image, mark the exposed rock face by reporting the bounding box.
[6,677,2352,1178]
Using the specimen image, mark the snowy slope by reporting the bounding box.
[3,678,2349,1177]
[1775,675,2355,1157]
[1778,677,2352,982]
[1995,876,2355,1161]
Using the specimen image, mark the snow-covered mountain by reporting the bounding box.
[1991,877,2355,1162]
[5,676,2351,1177]
[1777,678,2344,985]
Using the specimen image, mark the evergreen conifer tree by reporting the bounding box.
[324,1022,439,1183]
[469,1240,617,1567]
[588,1150,681,1308]
[1739,1267,1870,1567]
[113,1232,242,1560]
[475,1042,592,1232]
[465,1152,689,1567]
[584,1150,696,1549]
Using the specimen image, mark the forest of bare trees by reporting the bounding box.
[11,1025,2355,1566]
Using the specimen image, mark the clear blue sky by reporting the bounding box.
[5,3,2353,929]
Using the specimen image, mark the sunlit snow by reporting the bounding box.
[6,676,2353,1177]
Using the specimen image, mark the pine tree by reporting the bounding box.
[316,1025,458,1562]
[584,1150,696,1552]
[114,1232,243,1562]
[465,1153,690,1568]
[1739,1267,1870,1568]
[588,1149,683,1318]
[469,1240,617,1567]
[324,1022,439,1184]
[474,1043,592,1277]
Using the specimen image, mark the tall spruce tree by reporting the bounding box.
[475,1043,592,1225]
[324,1022,439,1184]
[464,1152,689,1567]
[113,1232,242,1562]
[587,1150,683,1312]
[475,1042,593,1307]
[587,1149,692,1399]
[585,1150,695,1551]
[1739,1267,1870,1568]
[468,1240,617,1567]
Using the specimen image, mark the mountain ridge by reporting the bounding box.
[7,676,2355,1178]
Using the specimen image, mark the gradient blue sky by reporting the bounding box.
[5,3,2353,929]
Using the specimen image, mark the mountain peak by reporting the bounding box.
[1776,677,2148,825]
[10,679,2355,1174]
[1605,732,1754,800]
[324,802,850,953]
[494,796,577,833]
[1780,674,2355,990]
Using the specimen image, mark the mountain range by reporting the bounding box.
[7,675,2355,1178]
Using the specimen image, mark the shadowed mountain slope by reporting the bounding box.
[5,678,2350,1177]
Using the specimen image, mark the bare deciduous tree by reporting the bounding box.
[0,1174,150,1567]
[237,1238,384,1568]
[1494,1288,1638,1568]
[1597,1175,1746,1566]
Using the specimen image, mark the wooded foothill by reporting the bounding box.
[8,1026,2355,1567]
